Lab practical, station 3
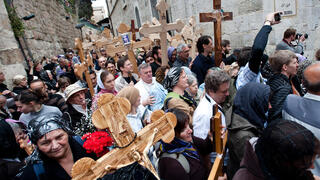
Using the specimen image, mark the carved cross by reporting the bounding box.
[140,0,184,66]
[74,38,95,97]
[199,0,233,66]
[180,16,203,60]
[71,94,177,180]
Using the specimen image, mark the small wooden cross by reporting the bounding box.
[208,104,228,180]
[199,0,233,66]
[139,0,184,66]
[71,94,177,180]
[105,23,152,74]
[74,38,95,97]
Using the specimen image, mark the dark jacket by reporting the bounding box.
[0,159,25,180]
[45,93,68,113]
[20,136,96,180]
[226,108,263,179]
[12,86,28,95]
[158,136,212,180]
[267,73,293,121]
[191,54,215,85]
[172,57,192,68]
[65,101,94,136]
[233,141,265,180]
[150,62,161,76]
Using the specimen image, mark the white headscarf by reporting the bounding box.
[97,71,106,89]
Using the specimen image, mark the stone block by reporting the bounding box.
[0,48,24,65]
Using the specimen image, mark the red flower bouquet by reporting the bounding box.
[82,131,113,157]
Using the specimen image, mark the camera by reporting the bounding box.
[296,33,308,40]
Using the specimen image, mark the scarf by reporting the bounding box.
[99,88,117,95]
[160,137,200,160]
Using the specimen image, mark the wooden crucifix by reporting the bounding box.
[71,94,177,180]
[140,0,184,66]
[130,20,139,41]
[74,38,95,97]
[199,0,233,66]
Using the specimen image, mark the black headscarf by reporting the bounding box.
[233,82,270,128]
[163,67,182,92]
[25,113,72,165]
[28,113,71,144]
[0,120,20,158]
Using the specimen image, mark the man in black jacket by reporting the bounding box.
[267,50,299,121]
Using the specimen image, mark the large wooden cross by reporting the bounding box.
[140,0,184,66]
[199,0,233,66]
[71,94,177,180]
[74,38,95,97]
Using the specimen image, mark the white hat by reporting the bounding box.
[65,83,87,101]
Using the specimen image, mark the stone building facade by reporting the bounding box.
[108,0,320,59]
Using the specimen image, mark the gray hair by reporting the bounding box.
[12,75,26,86]
[176,43,188,54]
[187,75,198,86]
[138,63,151,73]
[205,70,231,93]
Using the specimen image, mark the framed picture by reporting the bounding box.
[274,0,297,16]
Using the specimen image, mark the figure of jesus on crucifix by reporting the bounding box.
[199,0,233,67]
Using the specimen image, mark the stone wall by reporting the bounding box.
[13,0,80,61]
[0,0,26,88]
[1,0,81,89]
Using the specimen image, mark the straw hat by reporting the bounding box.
[65,83,87,101]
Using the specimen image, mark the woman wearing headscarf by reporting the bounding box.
[92,70,117,112]
[0,120,26,180]
[163,67,197,117]
[233,120,320,180]
[226,82,270,179]
[158,108,213,180]
[168,47,177,67]
[20,114,96,180]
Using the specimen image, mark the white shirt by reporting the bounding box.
[192,94,225,139]
[135,78,155,105]
[126,105,150,133]
[134,77,167,111]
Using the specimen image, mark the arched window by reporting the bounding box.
[150,0,159,19]
[135,7,142,28]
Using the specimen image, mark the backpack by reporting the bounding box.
[32,136,84,180]
[157,152,190,174]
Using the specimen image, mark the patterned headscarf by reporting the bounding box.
[163,67,182,92]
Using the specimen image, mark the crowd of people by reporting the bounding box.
[1,12,320,180]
